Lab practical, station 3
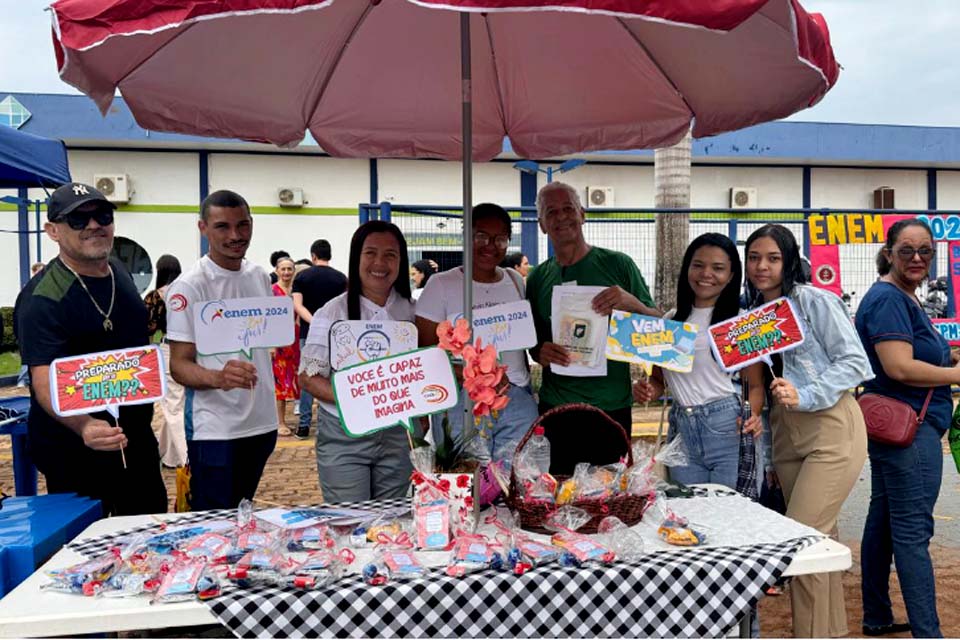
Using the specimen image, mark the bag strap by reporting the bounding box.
[918,387,935,422]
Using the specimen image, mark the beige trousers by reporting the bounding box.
[157,342,188,468]
[771,392,867,638]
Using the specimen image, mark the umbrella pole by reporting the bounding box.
[460,11,476,433]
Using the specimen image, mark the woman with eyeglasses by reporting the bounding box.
[854,219,953,638]
[743,224,873,638]
[415,203,538,461]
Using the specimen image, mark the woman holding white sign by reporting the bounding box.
[633,234,765,490]
[744,224,872,639]
[299,221,415,502]
[416,203,539,462]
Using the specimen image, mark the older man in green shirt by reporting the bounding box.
[527,181,657,445]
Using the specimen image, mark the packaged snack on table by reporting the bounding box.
[285,525,335,552]
[236,529,279,553]
[180,532,234,562]
[596,516,645,561]
[544,507,615,566]
[145,521,235,555]
[153,558,220,603]
[366,520,403,543]
[43,551,121,596]
[484,508,559,575]
[102,551,165,598]
[445,533,504,577]
[411,470,451,550]
[656,514,707,547]
[363,530,427,585]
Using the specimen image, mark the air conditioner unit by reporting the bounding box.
[729,186,758,209]
[277,187,304,207]
[93,174,130,203]
[586,186,615,207]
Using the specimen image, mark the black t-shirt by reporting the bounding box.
[291,265,347,337]
[18,257,153,466]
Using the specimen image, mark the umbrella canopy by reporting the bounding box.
[0,124,71,188]
[50,0,839,161]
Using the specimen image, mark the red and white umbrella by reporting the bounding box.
[49,0,839,322]
[51,0,838,160]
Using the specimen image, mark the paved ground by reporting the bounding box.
[2,390,958,637]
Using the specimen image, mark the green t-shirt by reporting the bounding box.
[526,246,654,411]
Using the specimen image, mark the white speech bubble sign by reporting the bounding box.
[332,347,458,437]
[328,320,419,371]
[449,300,537,353]
[194,296,295,358]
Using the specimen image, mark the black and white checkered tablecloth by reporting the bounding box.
[68,493,812,638]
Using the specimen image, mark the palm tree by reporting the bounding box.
[653,130,692,312]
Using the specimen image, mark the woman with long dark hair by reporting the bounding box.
[299,221,414,502]
[143,254,187,468]
[744,224,872,638]
[634,233,764,488]
[409,259,437,301]
[855,219,952,638]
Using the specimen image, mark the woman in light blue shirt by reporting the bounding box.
[744,224,872,639]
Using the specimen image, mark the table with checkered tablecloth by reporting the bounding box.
[60,492,822,639]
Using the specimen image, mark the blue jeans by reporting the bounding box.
[298,338,313,429]
[431,384,539,462]
[667,395,740,490]
[187,430,277,510]
[861,421,944,638]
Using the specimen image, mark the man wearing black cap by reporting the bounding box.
[17,182,167,516]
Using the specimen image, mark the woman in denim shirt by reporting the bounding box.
[744,224,872,638]
[855,219,953,638]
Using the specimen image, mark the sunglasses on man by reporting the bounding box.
[57,207,115,231]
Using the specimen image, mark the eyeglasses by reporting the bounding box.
[894,246,935,261]
[60,208,114,231]
[474,231,510,250]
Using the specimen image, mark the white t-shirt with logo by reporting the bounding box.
[415,267,530,388]
[300,290,416,416]
[166,256,279,441]
[661,306,736,407]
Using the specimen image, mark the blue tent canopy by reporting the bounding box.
[0,124,70,189]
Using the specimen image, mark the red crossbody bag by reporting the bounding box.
[857,388,934,447]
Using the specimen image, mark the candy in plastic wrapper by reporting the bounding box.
[153,559,220,603]
[180,532,234,561]
[550,531,615,565]
[363,549,427,585]
[543,506,591,533]
[236,530,279,553]
[43,551,120,595]
[236,548,293,572]
[102,552,164,598]
[525,473,558,503]
[445,534,499,577]
[145,521,235,555]
[657,518,707,546]
[366,521,403,543]
[596,516,645,561]
[285,525,335,552]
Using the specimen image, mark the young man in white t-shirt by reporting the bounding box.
[167,190,279,510]
[416,203,539,461]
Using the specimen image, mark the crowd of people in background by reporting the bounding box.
[12,180,951,638]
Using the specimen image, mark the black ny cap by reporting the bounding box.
[47,182,116,222]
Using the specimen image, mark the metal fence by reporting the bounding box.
[359,203,956,315]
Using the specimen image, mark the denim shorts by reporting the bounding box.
[667,394,741,490]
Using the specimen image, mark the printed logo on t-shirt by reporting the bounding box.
[169,293,188,312]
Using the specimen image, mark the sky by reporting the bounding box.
[2,0,959,128]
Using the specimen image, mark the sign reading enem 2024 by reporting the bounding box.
[195,296,295,357]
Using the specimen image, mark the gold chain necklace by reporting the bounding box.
[62,260,115,331]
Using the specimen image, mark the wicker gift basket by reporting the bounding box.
[506,403,650,534]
